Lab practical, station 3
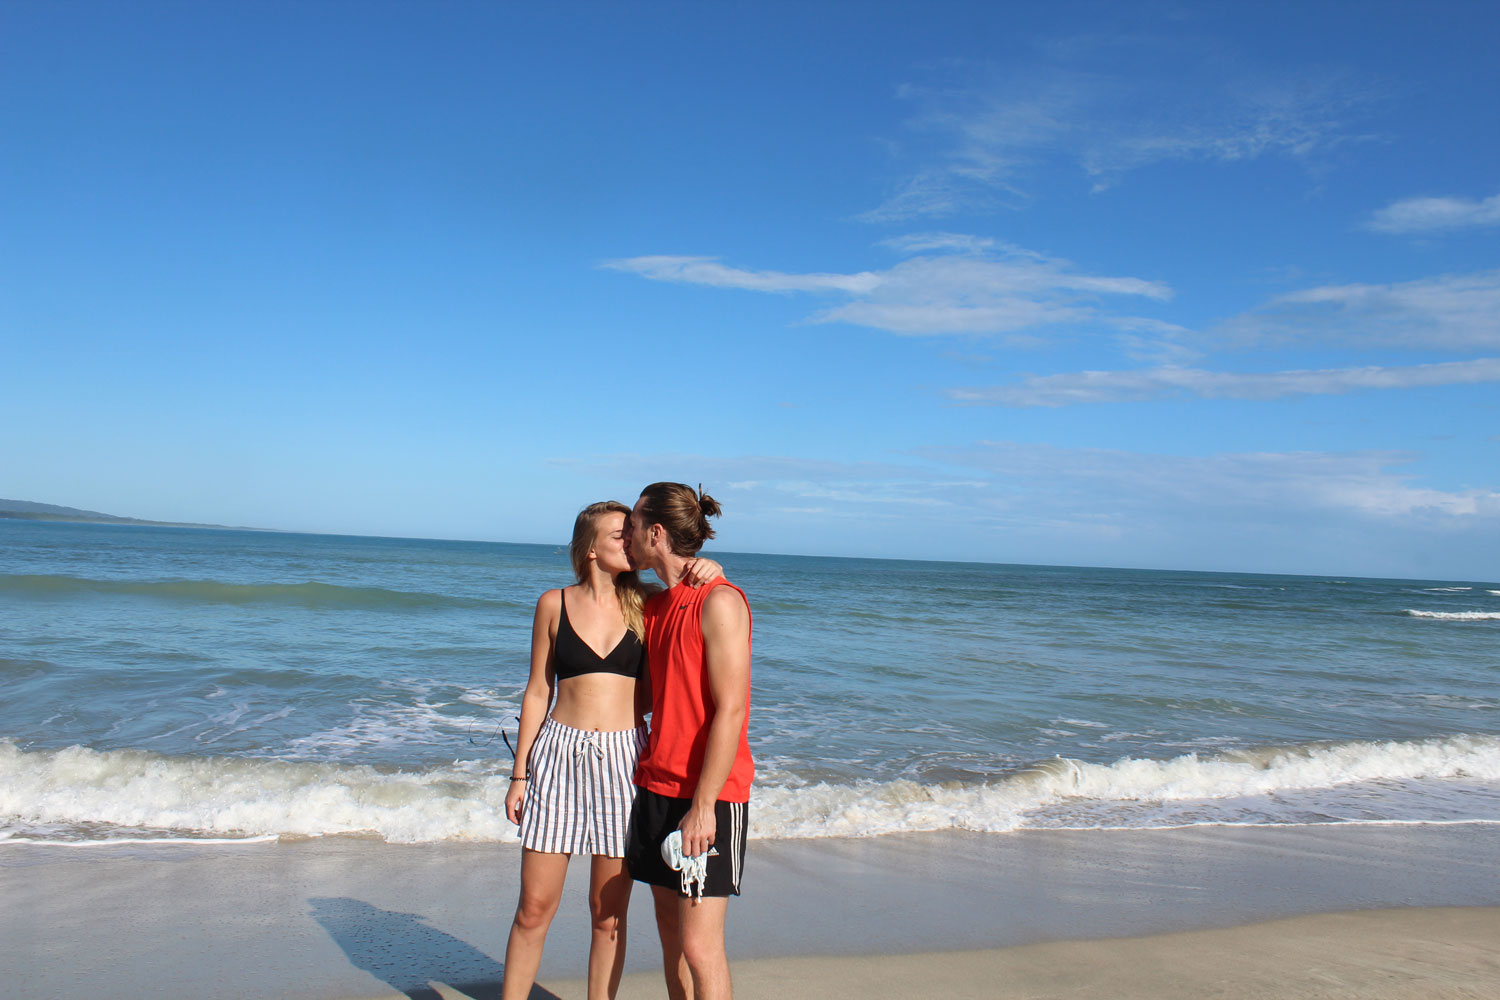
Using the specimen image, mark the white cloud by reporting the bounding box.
[606,243,1169,338]
[1367,192,1500,234]
[878,232,997,255]
[860,81,1071,221]
[1219,270,1500,350]
[865,58,1371,219]
[1090,74,1369,176]
[558,443,1498,527]
[549,452,960,493]
[601,255,878,295]
[949,358,1500,407]
[860,169,998,224]
[552,444,1500,574]
[1107,316,1202,365]
[550,452,983,525]
[925,441,1500,521]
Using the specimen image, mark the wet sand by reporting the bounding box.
[4,823,1499,999]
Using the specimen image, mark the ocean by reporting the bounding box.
[2,519,1497,846]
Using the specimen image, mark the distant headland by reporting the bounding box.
[0,499,262,531]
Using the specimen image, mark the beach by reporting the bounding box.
[7,823,1499,998]
[9,0,1500,993]
[5,523,1499,996]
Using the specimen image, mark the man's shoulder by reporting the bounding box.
[702,580,750,620]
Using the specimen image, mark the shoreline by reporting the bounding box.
[5,823,1499,999]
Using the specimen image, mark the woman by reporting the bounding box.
[501,501,718,1000]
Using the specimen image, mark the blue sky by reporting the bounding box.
[3,1,1498,579]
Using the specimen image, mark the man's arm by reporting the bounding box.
[677,585,751,858]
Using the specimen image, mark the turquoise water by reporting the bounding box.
[2,519,1498,843]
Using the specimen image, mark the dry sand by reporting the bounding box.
[542,907,1500,1000]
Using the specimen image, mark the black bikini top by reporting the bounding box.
[553,589,644,680]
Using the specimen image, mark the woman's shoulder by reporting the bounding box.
[535,586,565,616]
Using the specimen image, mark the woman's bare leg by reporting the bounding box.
[586,854,635,999]
[502,849,570,1000]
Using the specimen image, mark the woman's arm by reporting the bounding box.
[634,652,652,722]
[505,589,560,825]
[682,556,725,587]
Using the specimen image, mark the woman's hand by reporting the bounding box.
[683,557,724,587]
[504,778,527,825]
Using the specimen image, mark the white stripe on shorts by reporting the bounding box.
[726,799,746,892]
[520,717,647,857]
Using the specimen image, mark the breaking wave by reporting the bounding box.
[4,735,1498,845]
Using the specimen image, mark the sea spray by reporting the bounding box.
[752,735,1500,837]
[5,735,1499,845]
[0,742,517,844]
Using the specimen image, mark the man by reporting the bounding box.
[622,482,753,1000]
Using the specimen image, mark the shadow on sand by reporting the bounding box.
[308,897,560,1000]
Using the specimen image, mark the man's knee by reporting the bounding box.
[679,928,726,971]
[676,899,728,970]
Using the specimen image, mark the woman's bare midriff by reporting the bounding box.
[549,673,642,732]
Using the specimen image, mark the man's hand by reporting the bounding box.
[679,802,717,859]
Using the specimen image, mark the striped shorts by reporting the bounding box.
[520,717,648,857]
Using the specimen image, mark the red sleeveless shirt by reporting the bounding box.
[634,576,754,803]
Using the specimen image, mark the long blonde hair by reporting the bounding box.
[569,501,652,640]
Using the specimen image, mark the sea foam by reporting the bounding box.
[0,742,518,844]
[1404,609,1500,621]
[4,735,1498,845]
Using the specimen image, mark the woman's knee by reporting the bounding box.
[590,906,624,937]
[513,890,561,932]
[589,889,628,932]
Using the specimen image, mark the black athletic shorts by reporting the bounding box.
[625,786,748,897]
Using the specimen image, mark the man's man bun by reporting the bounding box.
[639,481,722,556]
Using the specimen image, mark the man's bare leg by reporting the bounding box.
[651,884,692,1000]
[677,893,731,1000]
